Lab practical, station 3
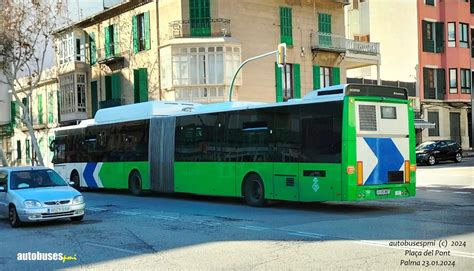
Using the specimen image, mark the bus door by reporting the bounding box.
[355,102,410,187]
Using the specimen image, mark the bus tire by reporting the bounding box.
[70,171,80,190]
[129,170,143,196]
[243,174,266,207]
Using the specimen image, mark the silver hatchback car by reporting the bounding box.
[0,167,85,228]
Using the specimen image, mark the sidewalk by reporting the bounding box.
[463,150,474,157]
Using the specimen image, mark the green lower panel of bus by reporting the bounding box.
[350,183,416,201]
[98,162,150,190]
[174,162,343,202]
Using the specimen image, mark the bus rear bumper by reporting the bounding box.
[351,184,415,201]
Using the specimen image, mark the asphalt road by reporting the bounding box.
[0,159,473,270]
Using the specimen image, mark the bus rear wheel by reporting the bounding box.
[129,171,143,196]
[243,174,266,207]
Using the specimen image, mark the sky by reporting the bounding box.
[65,0,124,21]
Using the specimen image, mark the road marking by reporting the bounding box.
[239,225,269,231]
[355,240,474,259]
[453,191,472,194]
[85,242,140,255]
[424,185,441,188]
[150,215,178,221]
[86,207,107,212]
[427,189,443,193]
[287,231,323,239]
[114,211,141,216]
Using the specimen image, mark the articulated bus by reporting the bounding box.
[51,84,416,206]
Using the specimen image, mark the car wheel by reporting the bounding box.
[70,215,84,222]
[9,206,22,228]
[70,171,80,190]
[243,174,266,207]
[428,155,436,166]
[129,171,143,196]
[454,153,462,163]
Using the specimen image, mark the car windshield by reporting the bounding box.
[417,142,436,151]
[10,169,68,190]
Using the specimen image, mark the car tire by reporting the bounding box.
[427,155,436,166]
[9,205,22,228]
[129,171,143,196]
[243,174,266,207]
[454,153,462,163]
[70,215,84,222]
[70,171,80,190]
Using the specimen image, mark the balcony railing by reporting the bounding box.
[169,18,231,39]
[311,32,380,56]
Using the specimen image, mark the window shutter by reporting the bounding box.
[327,14,332,34]
[57,91,61,122]
[10,101,16,127]
[436,68,445,100]
[113,25,120,56]
[423,67,430,99]
[435,22,444,53]
[105,76,112,100]
[38,94,43,124]
[104,26,110,57]
[287,8,293,45]
[313,65,321,90]
[134,69,140,103]
[280,7,292,46]
[293,64,301,98]
[332,67,340,85]
[111,73,121,100]
[89,33,96,64]
[280,7,286,44]
[275,63,283,102]
[422,20,428,52]
[132,16,138,54]
[140,68,149,102]
[144,12,151,50]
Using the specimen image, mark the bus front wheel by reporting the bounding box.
[129,171,143,196]
[243,174,266,207]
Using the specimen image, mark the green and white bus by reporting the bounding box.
[51,84,416,206]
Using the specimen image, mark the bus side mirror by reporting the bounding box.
[49,140,56,152]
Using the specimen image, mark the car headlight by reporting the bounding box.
[72,195,84,205]
[24,200,42,208]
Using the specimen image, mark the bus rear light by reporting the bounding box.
[404,160,410,183]
[410,164,416,172]
[356,161,363,186]
[347,166,355,175]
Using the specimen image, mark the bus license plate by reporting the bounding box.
[48,207,70,214]
[376,189,390,196]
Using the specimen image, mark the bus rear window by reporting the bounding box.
[381,106,397,119]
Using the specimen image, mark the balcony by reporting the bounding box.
[169,18,231,39]
[311,32,380,55]
[97,46,125,69]
[99,99,122,109]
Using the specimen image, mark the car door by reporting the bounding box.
[436,141,449,161]
[0,170,8,216]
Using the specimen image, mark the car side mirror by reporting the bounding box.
[0,185,6,192]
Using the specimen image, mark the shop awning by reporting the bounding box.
[414,119,435,129]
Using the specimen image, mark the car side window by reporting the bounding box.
[437,141,447,149]
[0,171,7,190]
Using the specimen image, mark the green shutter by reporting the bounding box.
[111,73,121,100]
[105,26,110,57]
[105,76,112,100]
[293,64,301,98]
[313,65,321,90]
[25,139,30,163]
[318,13,332,46]
[144,12,151,50]
[90,33,96,65]
[113,25,120,56]
[275,63,283,102]
[37,94,43,124]
[91,81,98,116]
[140,68,148,102]
[134,69,140,103]
[56,91,61,122]
[332,67,340,85]
[132,15,138,54]
[190,0,211,37]
[11,101,16,127]
[280,7,293,46]
[435,22,444,53]
[48,91,54,123]
[17,140,21,160]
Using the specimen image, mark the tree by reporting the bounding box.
[0,0,65,166]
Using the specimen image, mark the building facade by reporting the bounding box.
[418,0,473,149]
[53,0,379,124]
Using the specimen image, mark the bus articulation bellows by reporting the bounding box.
[51,84,416,206]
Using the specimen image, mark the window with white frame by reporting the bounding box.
[76,73,86,112]
[460,23,469,48]
[59,73,75,114]
[320,67,332,88]
[175,86,225,103]
[281,63,294,101]
[171,45,241,87]
[460,68,471,94]
[449,68,458,94]
[58,32,86,64]
[448,22,456,47]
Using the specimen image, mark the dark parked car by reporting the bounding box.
[416,140,462,166]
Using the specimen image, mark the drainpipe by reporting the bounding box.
[155,0,162,101]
